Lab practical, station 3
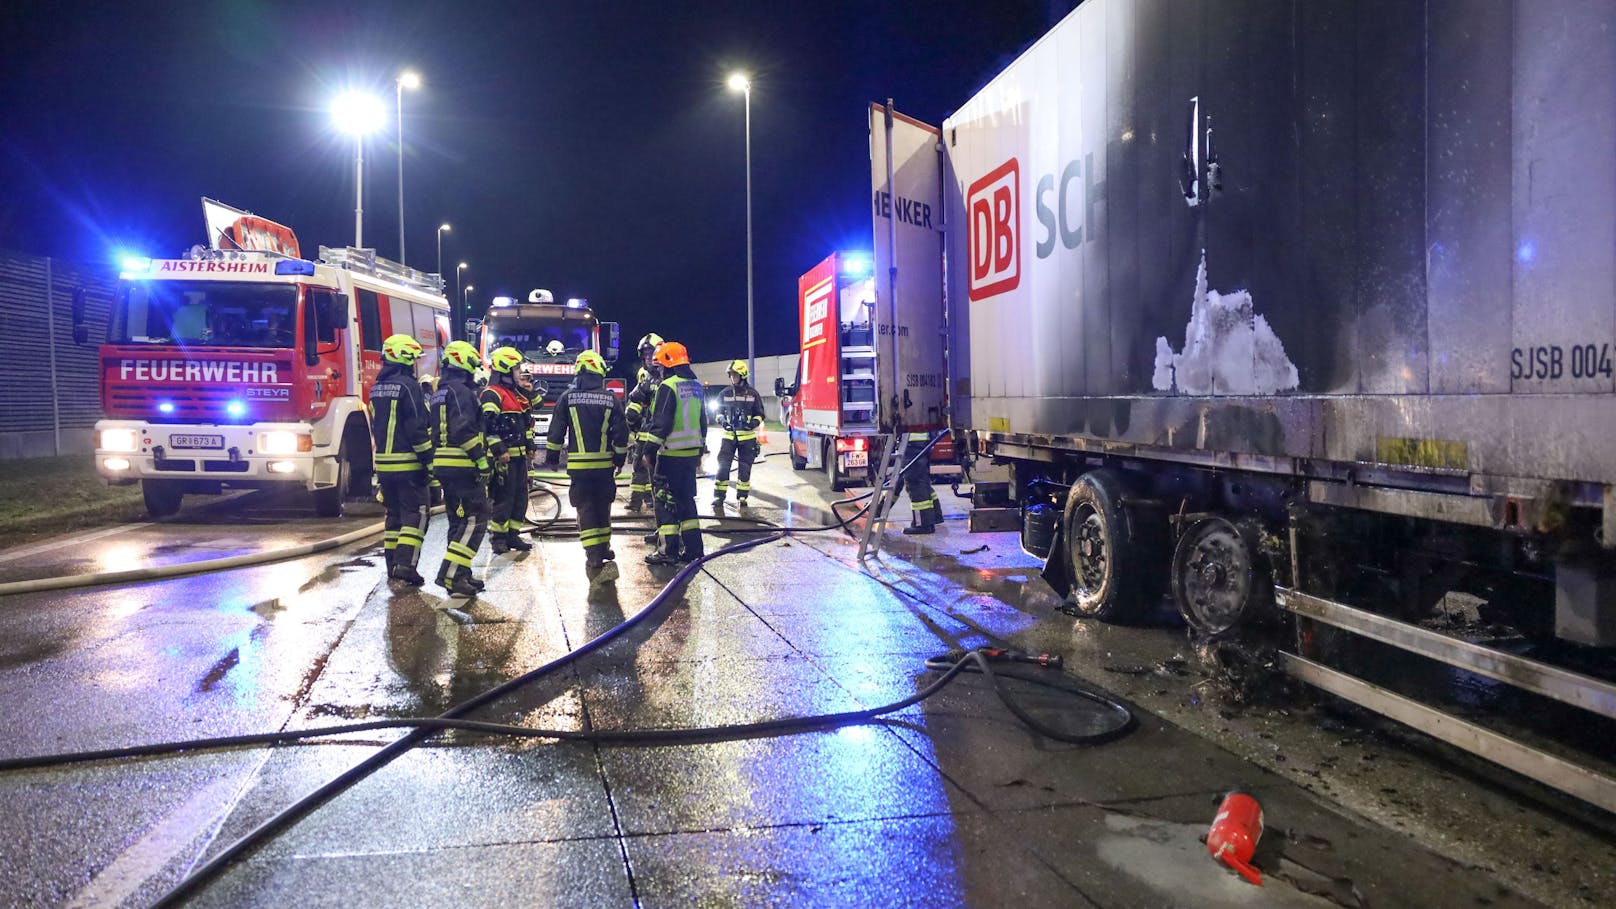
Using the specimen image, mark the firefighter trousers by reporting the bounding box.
[628,441,652,505]
[653,454,703,558]
[489,456,529,535]
[902,439,940,528]
[381,472,430,569]
[438,467,490,582]
[713,437,758,501]
[569,470,616,566]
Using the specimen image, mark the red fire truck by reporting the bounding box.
[79,201,450,517]
[777,105,957,490]
[472,292,623,437]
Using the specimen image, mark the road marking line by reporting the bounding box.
[0,523,152,564]
[65,775,240,909]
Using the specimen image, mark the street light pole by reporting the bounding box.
[728,73,756,385]
[436,223,451,279]
[455,262,469,341]
[331,92,385,250]
[395,71,420,264]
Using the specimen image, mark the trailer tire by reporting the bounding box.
[313,442,350,518]
[1062,468,1160,623]
[141,480,183,518]
[1170,516,1273,636]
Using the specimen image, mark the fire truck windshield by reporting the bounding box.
[112,281,299,349]
[486,324,593,359]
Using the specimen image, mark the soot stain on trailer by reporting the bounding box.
[1153,253,1300,396]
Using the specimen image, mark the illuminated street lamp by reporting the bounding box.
[436,223,451,278]
[396,70,421,264]
[463,284,474,312]
[727,72,755,384]
[331,91,387,249]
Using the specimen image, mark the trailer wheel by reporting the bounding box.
[1063,468,1158,622]
[1171,516,1273,636]
[313,442,350,517]
[141,480,183,518]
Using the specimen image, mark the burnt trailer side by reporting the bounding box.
[941,0,1616,811]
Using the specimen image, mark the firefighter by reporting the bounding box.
[431,340,494,596]
[481,346,534,555]
[900,434,942,535]
[641,341,707,565]
[623,332,664,512]
[544,350,629,582]
[712,359,766,507]
[371,334,433,585]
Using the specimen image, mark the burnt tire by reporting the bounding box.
[141,480,183,518]
[1062,468,1162,623]
[1171,516,1274,636]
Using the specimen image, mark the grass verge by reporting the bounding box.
[0,456,146,549]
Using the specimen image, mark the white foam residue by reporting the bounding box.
[1152,253,1300,395]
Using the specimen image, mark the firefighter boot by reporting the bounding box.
[902,509,937,535]
[505,530,533,552]
[627,492,644,513]
[391,563,426,586]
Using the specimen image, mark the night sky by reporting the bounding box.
[0,1,1063,362]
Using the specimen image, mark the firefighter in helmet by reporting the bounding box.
[481,346,534,554]
[641,341,707,565]
[623,332,664,512]
[712,359,765,508]
[430,340,494,596]
[544,350,629,582]
[372,334,433,585]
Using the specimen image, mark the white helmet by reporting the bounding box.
[545,339,565,356]
[528,288,554,304]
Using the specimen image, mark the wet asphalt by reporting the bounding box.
[0,438,1598,907]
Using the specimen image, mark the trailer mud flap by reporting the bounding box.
[1041,521,1071,599]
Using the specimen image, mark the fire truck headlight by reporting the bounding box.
[707,399,720,414]
[100,429,139,452]
[103,457,131,472]
[260,431,311,454]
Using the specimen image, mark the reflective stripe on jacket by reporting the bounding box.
[717,381,766,442]
[545,373,629,471]
[430,370,488,470]
[370,362,432,473]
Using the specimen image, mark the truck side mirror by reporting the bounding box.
[601,321,621,364]
[773,377,787,397]
[71,287,90,345]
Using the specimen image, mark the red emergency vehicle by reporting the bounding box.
[82,201,450,517]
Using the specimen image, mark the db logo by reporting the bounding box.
[968,158,1020,301]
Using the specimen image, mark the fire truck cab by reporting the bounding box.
[472,295,622,436]
[86,242,449,517]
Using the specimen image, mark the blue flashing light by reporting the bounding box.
[226,400,246,418]
[274,259,317,276]
[120,255,152,274]
[157,401,176,415]
[492,296,515,307]
[566,297,587,309]
[839,253,872,278]
[1516,241,1536,265]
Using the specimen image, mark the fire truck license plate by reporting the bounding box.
[845,450,868,469]
[170,434,225,449]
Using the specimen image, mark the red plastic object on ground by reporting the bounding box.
[1207,791,1264,885]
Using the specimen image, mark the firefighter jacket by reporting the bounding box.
[370,361,432,474]
[624,370,662,441]
[479,377,531,458]
[430,369,489,471]
[716,380,766,442]
[642,366,706,459]
[545,372,629,471]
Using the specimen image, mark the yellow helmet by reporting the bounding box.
[727,359,749,380]
[442,340,481,374]
[637,332,664,356]
[382,333,423,365]
[489,346,524,374]
[575,350,607,376]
